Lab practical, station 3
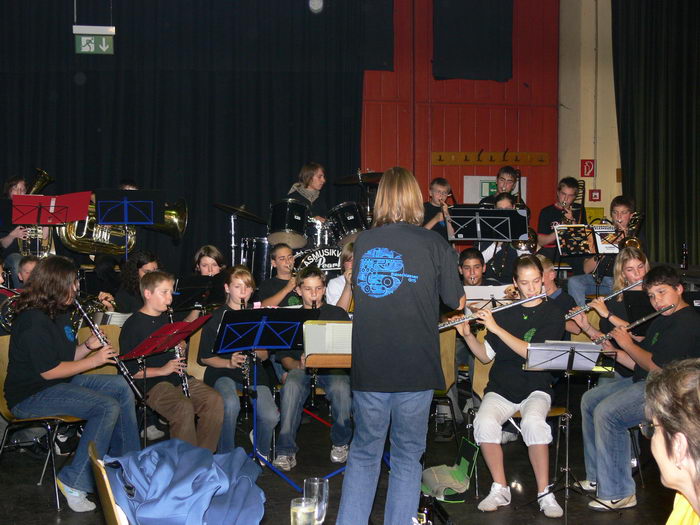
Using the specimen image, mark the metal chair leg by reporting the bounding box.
[629,427,645,488]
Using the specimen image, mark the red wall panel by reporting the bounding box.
[361,0,560,226]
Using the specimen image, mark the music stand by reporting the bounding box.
[213,307,320,492]
[172,274,227,313]
[94,189,166,261]
[519,341,617,517]
[447,206,528,243]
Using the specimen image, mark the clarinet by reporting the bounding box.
[239,300,253,389]
[167,307,191,398]
[73,299,144,402]
[564,279,643,320]
[593,304,675,344]
[439,293,547,331]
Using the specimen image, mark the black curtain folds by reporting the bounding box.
[612,0,700,265]
[0,1,393,274]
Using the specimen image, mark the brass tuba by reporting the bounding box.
[17,168,55,258]
[144,199,188,240]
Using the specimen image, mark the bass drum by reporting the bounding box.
[295,246,342,280]
[240,237,272,287]
[328,201,366,246]
[268,199,309,250]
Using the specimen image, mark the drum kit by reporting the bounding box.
[214,170,383,286]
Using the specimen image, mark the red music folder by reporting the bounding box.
[121,314,212,360]
[11,191,91,225]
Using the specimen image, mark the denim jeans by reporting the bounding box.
[4,252,22,289]
[11,374,140,493]
[276,369,352,456]
[337,390,433,525]
[213,377,279,456]
[567,274,613,307]
[581,376,645,500]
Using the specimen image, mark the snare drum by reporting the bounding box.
[328,201,366,246]
[240,237,272,285]
[305,218,335,249]
[268,199,309,250]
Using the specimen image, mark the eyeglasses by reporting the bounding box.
[431,189,450,196]
[639,421,657,440]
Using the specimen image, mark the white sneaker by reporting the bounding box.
[330,444,349,463]
[477,482,511,512]
[575,479,597,492]
[538,490,563,518]
[57,479,96,512]
[140,425,165,440]
[500,431,518,444]
[588,494,637,511]
[272,454,297,471]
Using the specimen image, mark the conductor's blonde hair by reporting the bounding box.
[372,167,424,227]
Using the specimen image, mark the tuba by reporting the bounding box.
[17,169,55,258]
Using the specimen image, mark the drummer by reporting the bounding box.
[287,162,327,222]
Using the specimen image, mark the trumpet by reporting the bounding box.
[74,298,144,402]
[439,292,546,331]
[564,279,643,320]
[593,305,674,344]
[167,307,191,398]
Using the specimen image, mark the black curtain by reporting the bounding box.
[0,1,392,275]
[433,0,513,81]
[612,0,700,265]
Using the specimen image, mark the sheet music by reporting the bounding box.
[304,321,352,356]
[526,341,604,372]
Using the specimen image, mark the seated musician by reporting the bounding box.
[574,265,700,511]
[480,193,532,284]
[287,162,327,222]
[478,166,523,208]
[258,243,301,307]
[460,247,502,289]
[114,251,159,313]
[198,267,279,458]
[119,270,224,452]
[422,177,455,241]
[456,255,564,518]
[535,255,580,339]
[325,242,354,311]
[16,255,38,289]
[272,266,352,472]
[0,176,32,288]
[536,177,587,273]
[182,244,227,322]
[567,196,640,307]
[4,256,139,512]
[571,246,650,384]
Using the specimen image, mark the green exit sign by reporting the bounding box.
[75,35,114,55]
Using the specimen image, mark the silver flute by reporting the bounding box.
[73,298,144,402]
[564,279,643,320]
[438,292,547,331]
[167,307,191,398]
[593,304,675,344]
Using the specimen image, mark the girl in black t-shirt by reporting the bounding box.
[4,256,140,512]
[457,255,564,518]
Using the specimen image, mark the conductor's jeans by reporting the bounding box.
[147,377,224,453]
[581,376,645,500]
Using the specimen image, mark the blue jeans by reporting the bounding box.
[277,369,352,456]
[567,274,613,307]
[4,252,22,289]
[11,374,140,493]
[337,390,433,525]
[213,377,279,456]
[581,376,645,499]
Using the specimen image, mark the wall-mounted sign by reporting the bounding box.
[581,159,595,178]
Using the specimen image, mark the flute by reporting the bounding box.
[593,304,675,344]
[438,292,547,331]
[564,279,643,320]
[74,299,144,402]
[167,307,191,398]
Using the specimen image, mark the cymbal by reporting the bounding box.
[334,171,383,186]
[213,202,267,224]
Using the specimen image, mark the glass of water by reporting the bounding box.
[303,477,329,524]
[290,497,316,525]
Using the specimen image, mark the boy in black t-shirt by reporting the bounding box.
[272,266,352,472]
[536,254,580,340]
[258,243,301,307]
[422,177,454,241]
[119,270,224,452]
[579,266,700,511]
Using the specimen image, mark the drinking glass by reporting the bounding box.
[303,477,329,524]
[290,497,315,525]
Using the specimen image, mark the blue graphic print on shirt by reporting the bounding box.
[357,247,419,298]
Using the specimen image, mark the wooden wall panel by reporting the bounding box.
[361,0,559,225]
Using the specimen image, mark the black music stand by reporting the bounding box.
[94,190,166,260]
[519,341,618,519]
[172,274,227,314]
[447,206,528,243]
[214,307,320,492]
